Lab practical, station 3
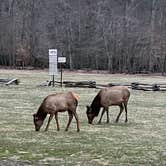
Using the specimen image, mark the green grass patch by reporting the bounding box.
[0,69,166,165]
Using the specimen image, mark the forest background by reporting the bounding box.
[0,0,166,74]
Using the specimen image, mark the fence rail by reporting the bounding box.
[0,78,19,85]
[45,80,166,91]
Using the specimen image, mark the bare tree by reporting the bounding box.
[8,0,16,67]
[149,0,157,72]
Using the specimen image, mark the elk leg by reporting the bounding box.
[55,112,60,131]
[106,108,109,123]
[65,110,73,131]
[115,104,124,123]
[98,108,105,124]
[124,103,128,122]
[73,111,80,132]
[45,114,53,131]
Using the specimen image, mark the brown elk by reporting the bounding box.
[33,92,80,132]
[86,86,130,124]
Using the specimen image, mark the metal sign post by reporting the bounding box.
[58,57,66,87]
[49,49,57,87]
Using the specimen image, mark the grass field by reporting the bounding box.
[0,69,166,166]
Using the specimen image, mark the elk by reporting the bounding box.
[33,92,80,132]
[86,86,130,124]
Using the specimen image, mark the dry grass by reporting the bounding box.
[0,69,166,165]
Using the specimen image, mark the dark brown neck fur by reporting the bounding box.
[36,103,47,120]
[90,91,102,116]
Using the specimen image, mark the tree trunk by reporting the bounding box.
[149,0,156,72]
[29,0,35,65]
[9,0,16,67]
[67,17,73,70]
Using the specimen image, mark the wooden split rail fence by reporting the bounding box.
[130,82,166,91]
[0,78,19,85]
[47,80,166,91]
[1,78,165,91]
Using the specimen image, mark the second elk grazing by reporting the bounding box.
[33,92,80,132]
[86,86,130,124]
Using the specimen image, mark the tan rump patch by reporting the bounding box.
[71,92,80,101]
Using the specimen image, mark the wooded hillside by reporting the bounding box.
[0,0,166,74]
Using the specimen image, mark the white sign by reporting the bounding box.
[49,63,57,75]
[49,55,57,63]
[58,57,66,63]
[49,49,57,56]
[49,49,57,75]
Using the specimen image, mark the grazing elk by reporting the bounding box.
[86,86,130,124]
[33,92,80,132]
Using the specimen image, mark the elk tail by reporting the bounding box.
[71,92,80,101]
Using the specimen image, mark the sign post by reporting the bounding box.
[49,49,57,87]
[58,57,66,87]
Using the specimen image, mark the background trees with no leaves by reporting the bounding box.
[0,0,166,74]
